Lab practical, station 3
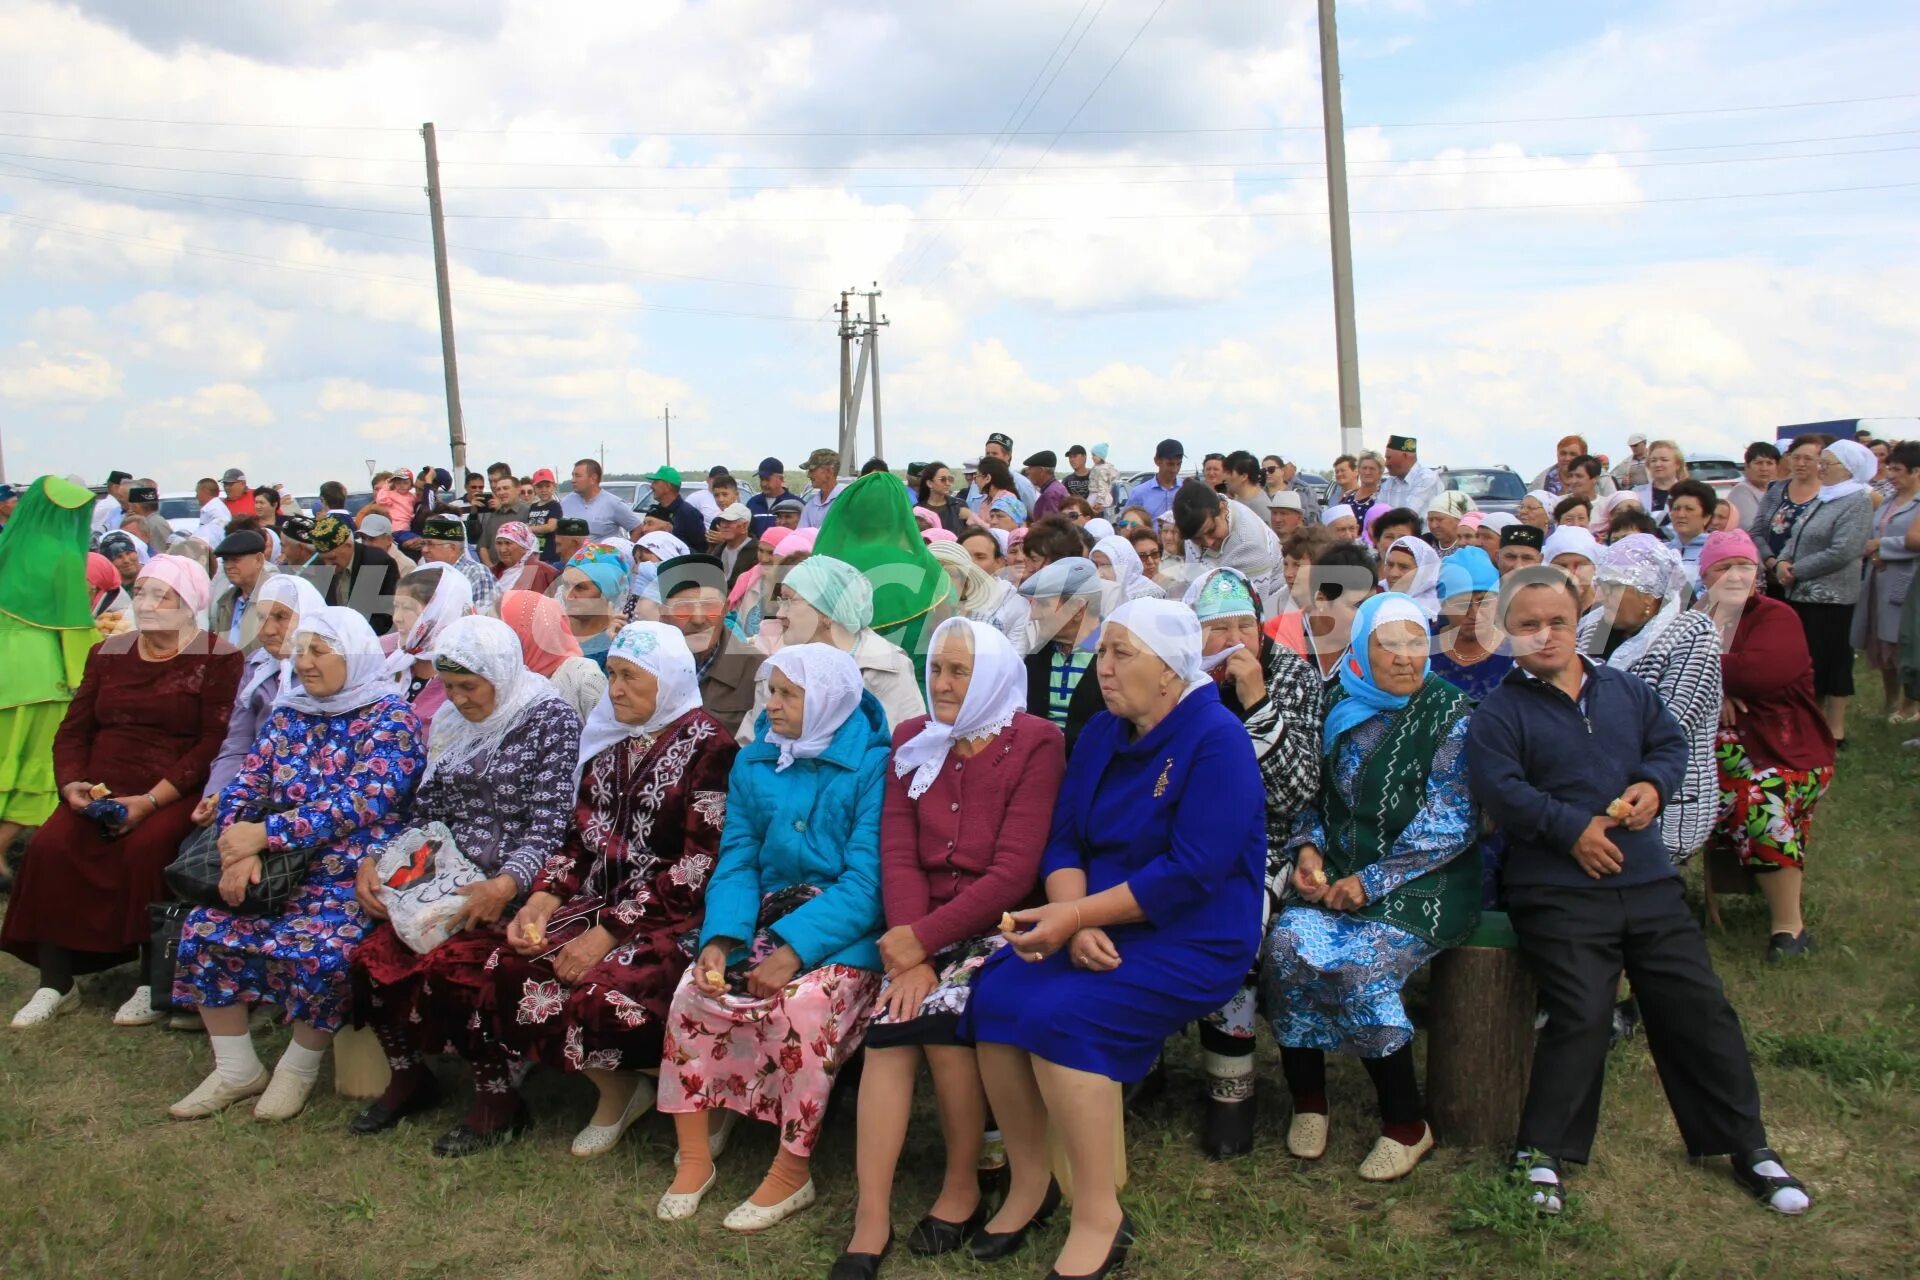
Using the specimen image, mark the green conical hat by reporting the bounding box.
[814,471,952,652]
[0,475,99,631]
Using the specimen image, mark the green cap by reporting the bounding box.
[645,465,683,487]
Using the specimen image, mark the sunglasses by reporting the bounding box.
[1264,465,1281,474]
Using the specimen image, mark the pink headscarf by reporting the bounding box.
[135,553,212,615]
[759,526,796,557]
[86,552,121,606]
[493,521,537,554]
[1361,501,1391,540]
[912,505,938,531]
[1697,529,1760,578]
[922,527,958,543]
[781,528,820,557]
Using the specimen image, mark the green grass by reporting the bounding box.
[3,702,1918,1279]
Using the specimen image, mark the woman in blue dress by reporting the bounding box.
[171,606,425,1124]
[964,598,1266,1280]
[1260,591,1479,1183]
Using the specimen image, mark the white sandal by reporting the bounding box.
[1286,1111,1328,1159]
[655,1165,718,1222]
[112,986,164,1027]
[1357,1123,1434,1182]
[722,1179,816,1233]
[9,986,78,1028]
[571,1074,656,1158]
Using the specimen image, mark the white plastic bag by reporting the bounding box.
[372,822,485,954]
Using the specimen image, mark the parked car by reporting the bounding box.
[1434,465,1526,515]
[1682,453,1742,499]
[158,492,205,537]
[556,479,707,519]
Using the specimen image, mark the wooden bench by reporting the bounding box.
[1424,911,1537,1151]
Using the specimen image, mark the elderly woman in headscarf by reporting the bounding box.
[557,542,632,671]
[1425,491,1477,553]
[1543,525,1604,619]
[383,564,474,735]
[1692,530,1835,963]
[832,619,1066,1277]
[1519,490,1556,531]
[656,644,891,1232]
[1091,533,1165,602]
[815,471,955,660]
[739,555,926,741]
[1766,437,1875,747]
[1429,547,1515,702]
[346,614,583,1152]
[491,520,557,597]
[1580,534,1722,865]
[4,553,243,1029]
[963,599,1266,1279]
[0,477,108,888]
[1260,592,1479,1184]
[167,606,424,1121]
[927,537,1030,651]
[1184,569,1325,1159]
[1381,534,1441,619]
[1589,490,1644,542]
[499,588,606,722]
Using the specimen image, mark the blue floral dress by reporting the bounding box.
[1259,713,1474,1057]
[173,695,425,1032]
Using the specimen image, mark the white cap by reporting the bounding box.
[1627,432,1648,446]
[1270,490,1303,512]
[716,502,752,523]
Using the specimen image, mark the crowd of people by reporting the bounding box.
[2,420,1905,1276]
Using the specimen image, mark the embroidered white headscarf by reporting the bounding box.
[385,564,473,677]
[422,614,568,784]
[240,573,328,702]
[762,642,865,771]
[278,606,401,717]
[892,618,1025,799]
[1592,533,1685,671]
[575,621,705,783]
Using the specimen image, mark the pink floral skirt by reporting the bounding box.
[656,963,880,1157]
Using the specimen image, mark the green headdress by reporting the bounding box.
[814,471,953,656]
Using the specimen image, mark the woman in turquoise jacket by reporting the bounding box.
[656,643,893,1234]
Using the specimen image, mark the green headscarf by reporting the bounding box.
[814,471,952,656]
[0,476,98,631]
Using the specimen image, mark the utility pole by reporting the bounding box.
[833,286,890,468]
[836,291,855,467]
[662,404,673,468]
[865,286,884,461]
[422,122,467,476]
[1316,1,1364,458]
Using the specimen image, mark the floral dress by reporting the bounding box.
[477,711,735,1072]
[173,695,424,1032]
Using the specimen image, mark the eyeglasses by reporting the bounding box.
[1264,465,1281,475]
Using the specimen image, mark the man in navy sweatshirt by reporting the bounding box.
[1467,567,1809,1219]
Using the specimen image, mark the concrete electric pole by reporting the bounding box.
[422,122,467,477]
[1316,1,1365,458]
[835,286,889,469]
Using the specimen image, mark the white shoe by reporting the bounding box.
[1358,1123,1435,1182]
[112,986,164,1027]
[9,986,79,1027]
[572,1074,656,1158]
[169,1067,270,1120]
[1287,1111,1328,1159]
[655,1166,718,1222]
[674,1107,738,1166]
[722,1179,816,1233]
[253,1062,319,1122]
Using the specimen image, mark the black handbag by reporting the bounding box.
[163,808,312,915]
[146,901,192,1013]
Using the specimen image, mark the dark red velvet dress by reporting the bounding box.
[1,634,241,970]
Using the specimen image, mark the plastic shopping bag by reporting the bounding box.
[373,822,485,954]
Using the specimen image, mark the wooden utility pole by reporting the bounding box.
[662,404,673,468]
[1316,1,1364,458]
[421,122,466,475]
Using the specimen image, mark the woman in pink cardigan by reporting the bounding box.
[829,618,1066,1280]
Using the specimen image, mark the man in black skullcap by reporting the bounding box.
[1498,524,1546,576]
[551,516,591,566]
[122,483,173,553]
[418,513,496,609]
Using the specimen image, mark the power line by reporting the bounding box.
[0,108,416,131]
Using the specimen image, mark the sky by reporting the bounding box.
[0,0,1916,494]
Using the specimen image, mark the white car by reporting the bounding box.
[1684,454,1742,499]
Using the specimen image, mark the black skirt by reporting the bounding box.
[1788,600,1855,698]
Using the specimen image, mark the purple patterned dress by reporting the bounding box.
[173,695,425,1032]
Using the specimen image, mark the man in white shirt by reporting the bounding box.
[92,470,131,535]
[560,457,642,539]
[799,447,846,528]
[1377,434,1444,518]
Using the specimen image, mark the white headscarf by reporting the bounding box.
[1083,518,1116,542]
[1320,503,1357,530]
[1591,534,1685,671]
[385,564,474,677]
[278,606,401,717]
[1385,535,1442,617]
[1105,597,1210,695]
[1542,524,1602,568]
[1092,534,1164,601]
[892,618,1025,799]
[575,621,704,783]
[636,531,690,563]
[762,642,865,772]
[1480,512,1519,534]
[423,615,568,784]
[241,573,328,702]
[1819,439,1876,504]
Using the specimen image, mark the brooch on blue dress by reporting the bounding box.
[1153,757,1173,798]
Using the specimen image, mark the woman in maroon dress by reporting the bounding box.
[4,555,241,1027]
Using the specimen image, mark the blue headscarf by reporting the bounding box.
[1437,545,1500,601]
[989,493,1028,524]
[1322,591,1433,755]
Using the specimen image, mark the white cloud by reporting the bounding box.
[0,342,123,404]
[122,381,274,435]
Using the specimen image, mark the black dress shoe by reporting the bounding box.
[1202,1093,1256,1160]
[826,1229,892,1280]
[348,1072,444,1135]
[907,1201,986,1255]
[1045,1212,1135,1279]
[431,1103,530,1158]
[1766,929,1815,963]
[970,1178,1061,1262]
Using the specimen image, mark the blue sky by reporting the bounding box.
[1,0,1915,493]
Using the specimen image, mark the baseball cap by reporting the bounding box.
[359,513,394,538]
[1627,432,1648,446]
[803,447,839,471]
[645,465,684,487]
[757,456,785,478]
[707,465,733,481]
[220,467,246,484]
[530,467,556,485]
[1154,438,1185,461]
[0,484,17,502]
[715,503,752,524]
